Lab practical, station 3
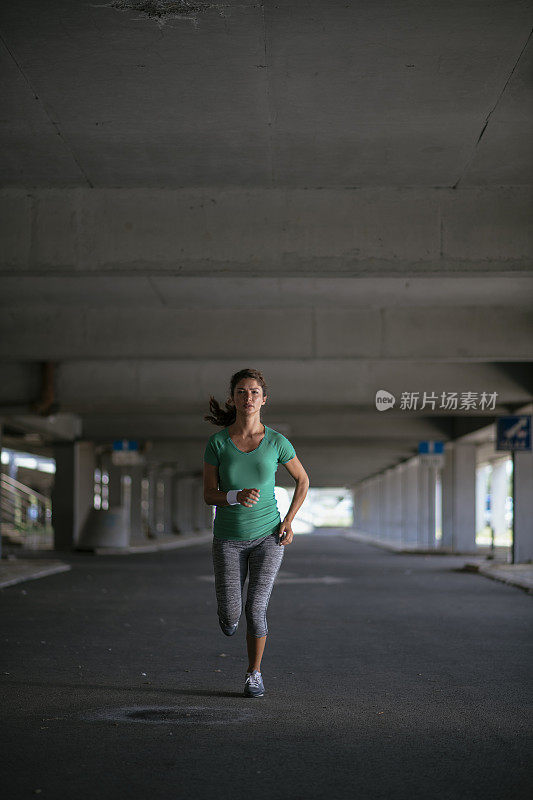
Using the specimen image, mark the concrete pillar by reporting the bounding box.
[417,461,437,549]
[513,449,533,563]
[189,477,206,531]
[390,468,402,544]
[368,478,378,538]
[160,468,174,535]
[192,478,201,531]
[171,473,180,533]
[155,472,164,534]
[174,475,194,534]
[441,442,476,553]
[383,470,393,541]
[352,483,362,532]
[108,465,122,507]
[101,454,122,507]
[351,485,361,531]
[145,467,158,535]
[363,482,371,535]
[376,474,385,539]
[200,479,214,530]
[401,459,418,546]
[51,441,95,550]
[374,478,381,538]
[363,482,371,534]
[125,464,144,544]
[476,464,489,537]
[360,485,367,533]
[357,486,362,532]
[435,470,442,544]
[0,421,3,558]
[491,460,509,544]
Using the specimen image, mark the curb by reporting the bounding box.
[0,532,214,585]
[93,531,213,555]
[0,561,71,589]
[464,562,533,595]
[343,530,478,555]
[344,531,532,595]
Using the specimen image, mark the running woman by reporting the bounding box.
[203,368,309,697]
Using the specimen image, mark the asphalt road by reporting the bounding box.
[1,532,531,800]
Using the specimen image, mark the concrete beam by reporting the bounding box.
[1,275,533,310]
[1,305,531,361]
[1,361,529,411]
[1,188,531,275]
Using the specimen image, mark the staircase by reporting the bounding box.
[0,473,54,553]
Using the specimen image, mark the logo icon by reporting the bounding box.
[375,389,395,411]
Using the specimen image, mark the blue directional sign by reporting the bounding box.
[112,440,139,451]
[418,441,444,455]
[496,416,531,451]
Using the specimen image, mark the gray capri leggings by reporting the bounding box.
[212,531,284,637]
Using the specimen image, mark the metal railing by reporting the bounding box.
[0,473,54,551]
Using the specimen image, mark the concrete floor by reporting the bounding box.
[1,532,531,800]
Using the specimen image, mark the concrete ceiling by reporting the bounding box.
[1,0,531,188]
[0,0,532,486]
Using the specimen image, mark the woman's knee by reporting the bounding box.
[244,599,268,637]
[245,614,268,638]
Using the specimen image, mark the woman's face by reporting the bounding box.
[232,379,266,415]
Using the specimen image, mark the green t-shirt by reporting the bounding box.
[203,425,296,541]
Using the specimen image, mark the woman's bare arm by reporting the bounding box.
[281,456,310,523]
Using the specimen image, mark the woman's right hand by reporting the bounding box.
[237,488,260,507]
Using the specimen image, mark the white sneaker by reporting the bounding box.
[244,670,264,697]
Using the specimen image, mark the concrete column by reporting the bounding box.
[383,470,393,541]
[126,465,144,544]
[145,467,158,535]
[160,468,175,535]
[367,482,373,535]
[0,421,3,558]
[417,461,437,549]
[401,459,418,546]
[351,485,361,531]
[491,460,509,544]
[203,481,214,530]
[174,475,194,534]
[441,442,476,553]
[51,441,95,550]
[373,478,381,538]
[390,468,402,544]
[155,471,164,534]
[476,464,489,537]
[435,470,442,544]
[101,454,122,507]
[367,480,376,537]
[352,483,367,533]
[376,474,385,539]
[107,465,123,507]
[363,482,370,534]
[171,473,180,533]
[513,449,533,563]
[192,478,201,531]
[356,484,363,532]
[190,477,208,531]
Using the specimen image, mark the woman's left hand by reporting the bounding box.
[278,518,294,546]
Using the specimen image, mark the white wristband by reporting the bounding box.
[226,489,241,505]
